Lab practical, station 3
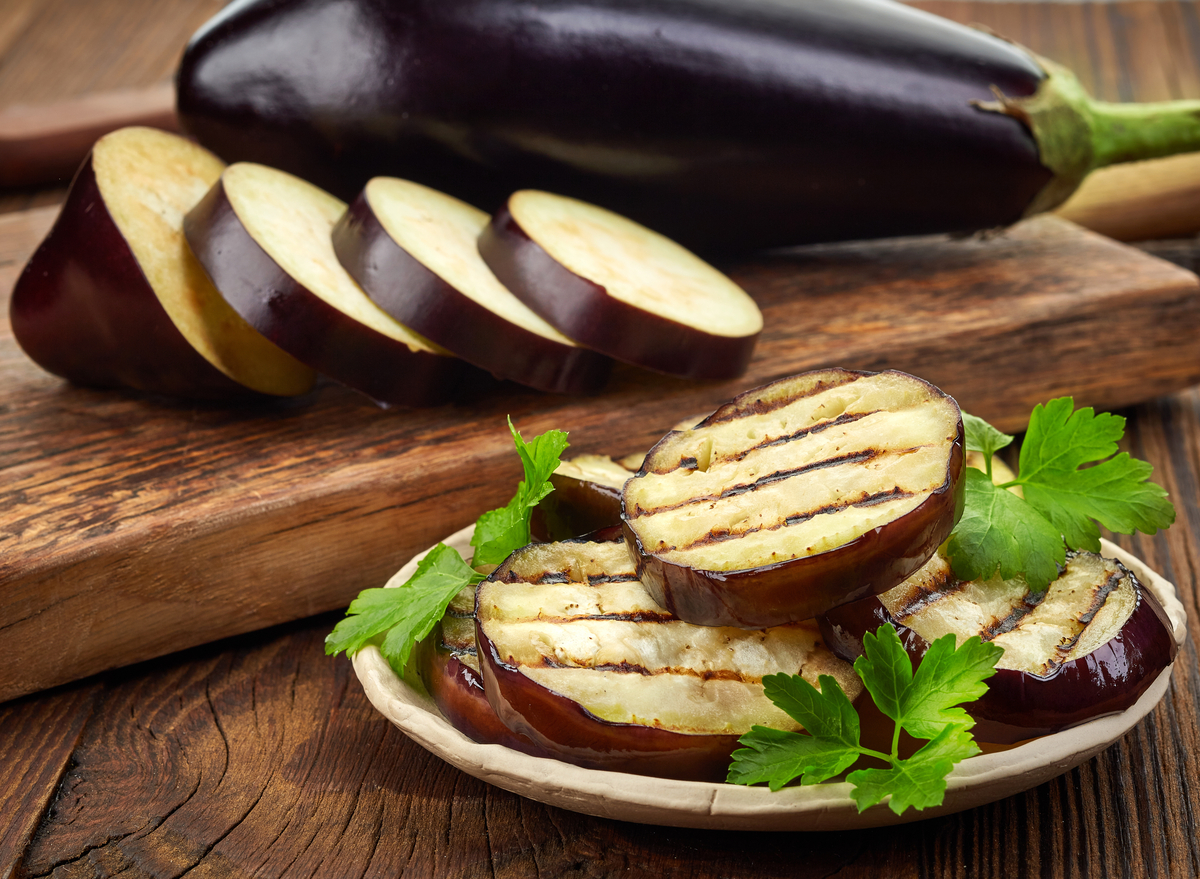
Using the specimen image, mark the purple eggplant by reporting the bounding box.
[177,0,1200,253]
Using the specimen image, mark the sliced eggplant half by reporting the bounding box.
[819,551,1178,743]
[184,164,465,407]
[415,584,548,756]
[11,127,315,400]
[475,532,861,781]
[332,178,611,395]
[479,191,762,379]
[623,369,965,629]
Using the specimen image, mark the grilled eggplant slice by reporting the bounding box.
[416,584,547,756]
[476,532,861,781]
[184,163,466,407]
[479,190,762,379]
[332,177,611,395]
[819,551,1178,743]
[623,369,965,629]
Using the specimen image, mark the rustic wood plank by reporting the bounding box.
[3,212,1199,704]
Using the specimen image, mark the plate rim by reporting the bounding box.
[352,526,1186,830]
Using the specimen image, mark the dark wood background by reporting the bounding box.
[2,2,1200,877]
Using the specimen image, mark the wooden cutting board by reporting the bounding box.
[3,205,1200,704]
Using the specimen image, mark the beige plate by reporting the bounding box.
[352,526,1186,831]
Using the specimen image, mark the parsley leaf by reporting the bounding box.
[728,628,1000,815]
[472,418,570,566]
[324,543,481,673]
[846,724,979,815]
[944,469,1065,587]
[946,399,1174,589]
[326,419,569,676]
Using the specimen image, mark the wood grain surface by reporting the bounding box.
[2,2,1200,878]
[4,212,1199,704]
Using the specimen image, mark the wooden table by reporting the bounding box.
[2,2,1200,876]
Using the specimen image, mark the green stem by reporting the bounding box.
[1088,98,1200,169]
[974,52,1200,215]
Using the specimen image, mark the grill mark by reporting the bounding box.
[498,568,637,585]
[723,410,876,465]
[980,595,1045,641]
[1039,564,1126,675]
[703,375,861,424]
[528,655,756,683]
[586,573,642,585]
[892,568,965,620]
[507,610,677,624]
[635,448,884,517]
[671,486,916,552]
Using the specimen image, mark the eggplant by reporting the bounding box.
[176,0,1200,253]
[529,454,640,543]
[819,550,1179,744]
[475,532,861,781]
[622,368,965,629]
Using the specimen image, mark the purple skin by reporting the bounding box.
[624,421,966,630]
[417,629,548,757]
[184,177,469,408]
[10,156,259,401]
[331,192,612,395]
[818,577,1179,744]
[175,0,1051,255]
[478,202,758,380]
[529,472,625,543]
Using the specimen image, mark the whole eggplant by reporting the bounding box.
[175,0,1200,253]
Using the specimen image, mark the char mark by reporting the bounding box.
[704,376,860,425]
[528,655,755,683]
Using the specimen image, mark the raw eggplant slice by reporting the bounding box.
[184,163,465,407]
[819,551,1178,743]
[475,533,861,781]
[415,584,547,756]
[332,178,612,395]
[623,368,965,629]
[479,191,763,379]
[11,127,315,400]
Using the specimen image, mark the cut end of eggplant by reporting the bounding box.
[476,534,860,780]
[12,127,316,399]
[333,178,611,394]
[480,190,762,379]
[623,368,965,628]
[185,163,465,406]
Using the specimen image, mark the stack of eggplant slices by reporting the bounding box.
[422,368,1178,781]
[10,127,763,404]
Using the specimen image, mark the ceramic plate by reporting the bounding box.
[353,526,1186,830]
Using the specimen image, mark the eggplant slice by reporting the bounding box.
[476,533,861,781]
[623,368,965,628]
[820,550,1178,743]
[479,190,762,379]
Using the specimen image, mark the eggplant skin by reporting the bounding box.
[176,0,1052,253]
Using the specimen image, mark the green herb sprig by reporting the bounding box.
[948,399,1174,589]
[324,418,568,676]
[727,627,1001,815]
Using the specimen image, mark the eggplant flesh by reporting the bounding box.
[176,0,1051,253]
[475,534,860,779]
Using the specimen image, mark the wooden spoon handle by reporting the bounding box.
[0,81,176,188]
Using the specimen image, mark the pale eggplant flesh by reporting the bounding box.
[475,532,861,781]
[623,368,965,629]
[819,551,1178,743]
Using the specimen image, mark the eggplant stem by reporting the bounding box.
[976,52,1200,215]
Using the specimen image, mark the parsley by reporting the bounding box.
[325,418,569,676]
[947,398,1174,589]
[728,627,1002,815]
